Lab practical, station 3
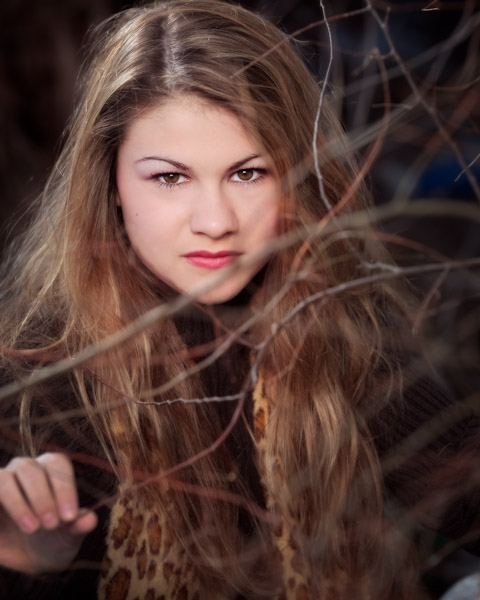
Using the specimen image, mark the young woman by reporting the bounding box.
[1,1,479,599]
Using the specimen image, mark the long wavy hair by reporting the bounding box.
[1,1,417,597]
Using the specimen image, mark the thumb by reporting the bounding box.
[64,509,98,538]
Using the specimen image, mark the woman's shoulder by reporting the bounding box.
[371,364,479,459]
[371,363,480,553]
[0,361,116,502]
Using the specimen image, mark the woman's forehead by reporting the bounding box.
[119,94,273,171]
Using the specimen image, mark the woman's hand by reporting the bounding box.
[0,452,97,575]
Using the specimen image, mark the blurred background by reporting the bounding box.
[1,1,479,596]
[1,0,479,248]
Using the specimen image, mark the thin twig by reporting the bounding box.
[365,0,480,200]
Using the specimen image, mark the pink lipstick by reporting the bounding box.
[184,250,241,269]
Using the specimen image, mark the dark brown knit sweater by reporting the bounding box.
[1,361,479,599]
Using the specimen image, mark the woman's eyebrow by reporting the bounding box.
[135,156,190,171]
[134,153,262,172]
[229,154,261,171]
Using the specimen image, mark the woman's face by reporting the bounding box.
[116,95,280,304]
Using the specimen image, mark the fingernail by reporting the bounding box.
[61,504,75,521]
[20,516,38,532]
[42,512,57,527]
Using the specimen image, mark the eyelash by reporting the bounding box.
[151,167,268,189]
[231,167,268,185]
[152,173,188,188]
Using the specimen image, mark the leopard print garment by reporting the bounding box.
[98,488,208,600]
[98,376,367,600]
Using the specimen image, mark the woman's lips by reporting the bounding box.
[184,251,242,269]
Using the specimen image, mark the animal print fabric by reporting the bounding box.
[98,488,207,600]
[98,376,357,600]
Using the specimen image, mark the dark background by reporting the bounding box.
[1,0,479,246]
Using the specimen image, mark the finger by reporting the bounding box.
[0,469,40,533]
[66,509,98,537]
[7,458,60,529]
[37,453,78,522]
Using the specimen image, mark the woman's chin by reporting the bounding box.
[190,286,244,306]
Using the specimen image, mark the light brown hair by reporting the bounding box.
[1,1,415,596]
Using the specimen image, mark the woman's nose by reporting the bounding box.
[189,185,238,239]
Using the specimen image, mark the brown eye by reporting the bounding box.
[236,169,254,181]
[162,173,180,184]
[155,172,187,187]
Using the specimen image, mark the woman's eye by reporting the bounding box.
[154,172,186,186]
[231,168,266,183]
